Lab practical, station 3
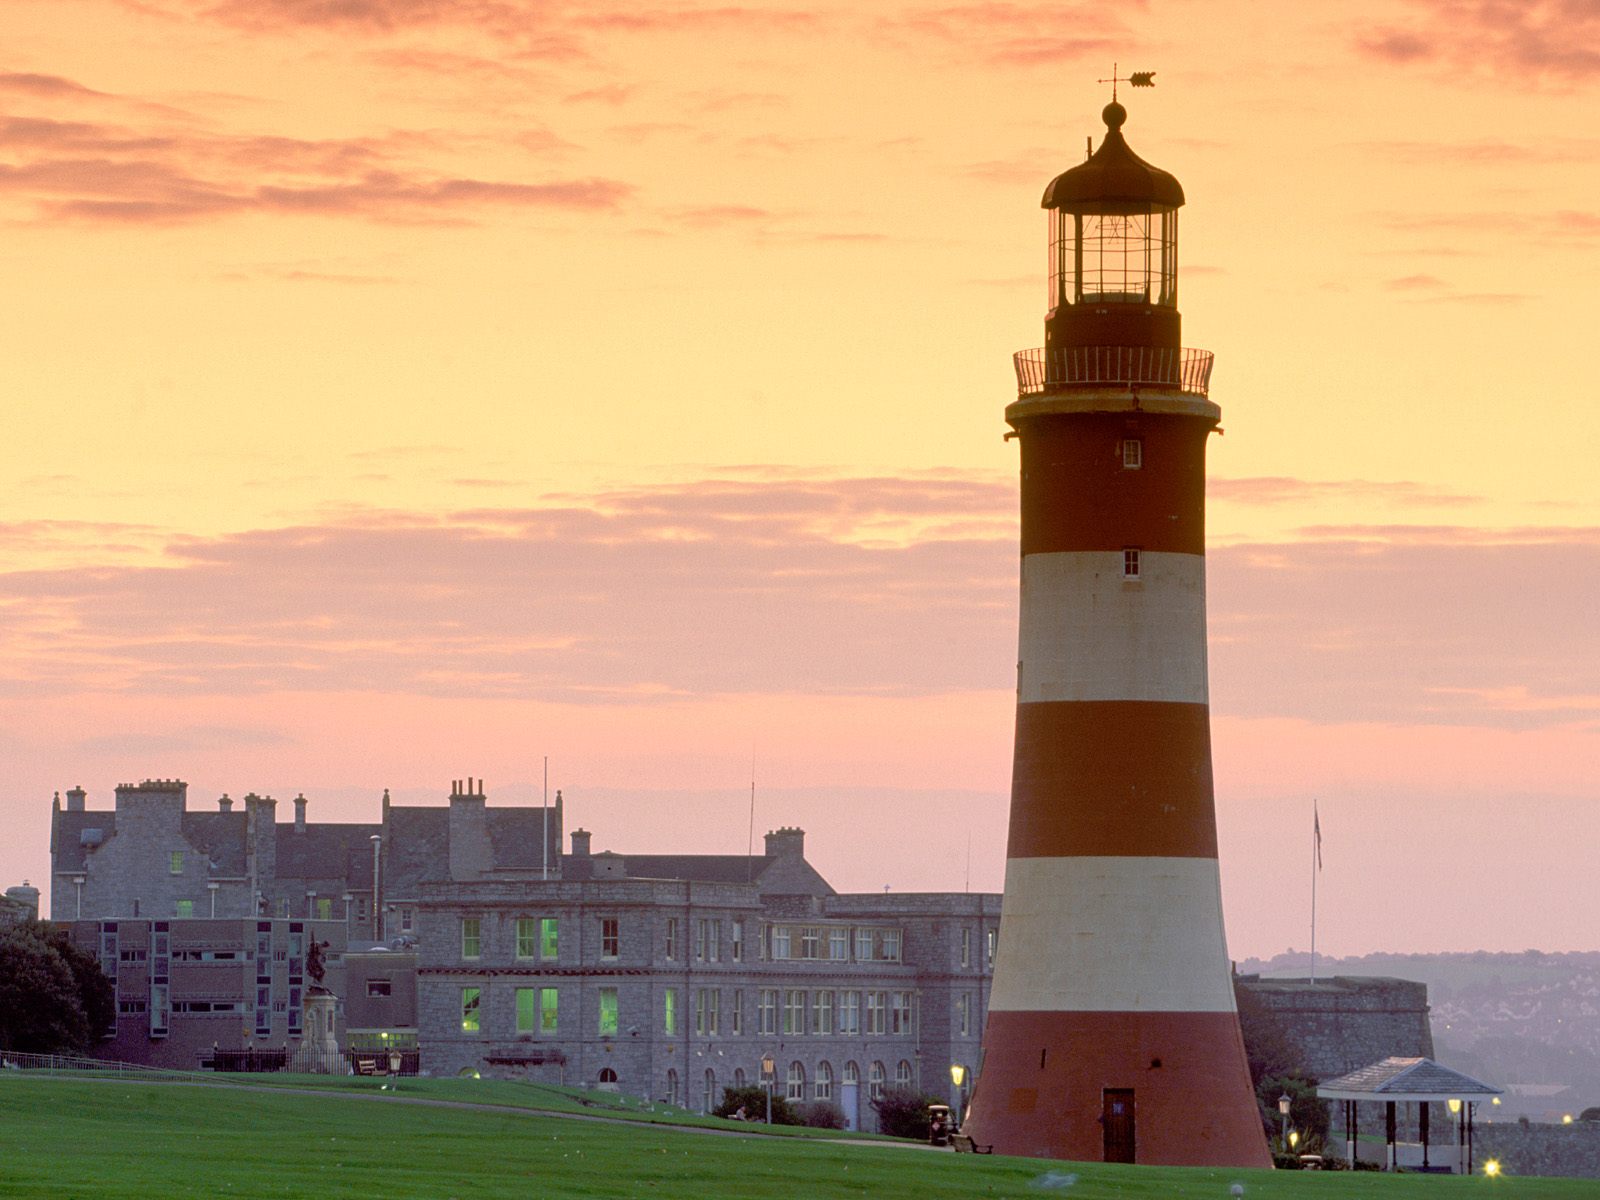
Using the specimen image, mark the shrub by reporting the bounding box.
[870,1086,946,1139]
[793,1101,846,1129]
[1257,1072,1330,1150]
[714,1085,799,1125]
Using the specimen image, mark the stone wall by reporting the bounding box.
[1238,975,1433,1080]
[1473,1121,1600,1180]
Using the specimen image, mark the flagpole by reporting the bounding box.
[1310,799,1319,983]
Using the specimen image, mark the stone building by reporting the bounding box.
[1237,975,1435,1079]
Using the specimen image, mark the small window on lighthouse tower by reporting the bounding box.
[1123,548,1141,580]
[1122,438,1143,470]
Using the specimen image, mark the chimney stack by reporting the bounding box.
[294,794,307,833]
[763,827,806,859]
[219,793,233,813]
[570,829,592,857]
[66,786,86,812]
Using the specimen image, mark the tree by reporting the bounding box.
[714,1084,799,1125]
[0,921,114,1055]
[870,1086,946,1139]
[1257,1072,1330,1152]
[1234,978,1301,1089]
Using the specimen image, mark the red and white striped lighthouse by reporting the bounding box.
[962,100,1270,1168]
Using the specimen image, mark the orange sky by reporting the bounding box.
[4,0,1598,955]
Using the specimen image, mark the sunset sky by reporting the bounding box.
[4,0,1598,956]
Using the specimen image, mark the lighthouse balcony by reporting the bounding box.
[1013,346,1214,397]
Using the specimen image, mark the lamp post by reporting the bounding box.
[761,1054,775,1125]
[1278,1092,1292,1154]
[950,1063,967,1118]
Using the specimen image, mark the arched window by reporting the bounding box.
[843,1060,859,1085]
[598,1067,617,1083]
[666,1067,679,1105]
[868,1061,886,1100]
[815,1060,833,1101]
[896,1059,913,1087]
[703,1068,717,1113]
[786,1060,806,1101]
[734,1067,747,1089]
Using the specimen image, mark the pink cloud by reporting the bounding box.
[1355,0,1600,85]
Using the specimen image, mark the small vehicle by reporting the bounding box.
[928,1103,955,1146]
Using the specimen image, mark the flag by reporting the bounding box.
[1314,802,1323,872]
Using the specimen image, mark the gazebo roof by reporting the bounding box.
[1317,1056,1503,1103]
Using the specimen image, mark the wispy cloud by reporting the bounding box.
[1355,0,1600,86]
[881,2,1131,65]
[1210,476,1481,508]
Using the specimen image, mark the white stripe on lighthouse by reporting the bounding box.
[1017,550,1209,706]
[986,855,1236,1014]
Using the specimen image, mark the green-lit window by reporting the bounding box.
[516,918,537,960]
[314,898,332,920]
[175,900,193,918]
[461,918,481,960]
[664,987,678,1035]
[516,988,536,1033]
[598,987,618,1035]
[540,918,558,960]
[169,851,184,875]
[540,988,558,1034]
[461,987,480,1033]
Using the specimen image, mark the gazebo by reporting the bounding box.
[1317,1057,1503,1174]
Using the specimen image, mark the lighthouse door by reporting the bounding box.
[1102,1089,1136,1163]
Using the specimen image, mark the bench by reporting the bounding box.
[951,1133,993,1154]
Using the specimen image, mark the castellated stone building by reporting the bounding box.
[48,778,1000,1127]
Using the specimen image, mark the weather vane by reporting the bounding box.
[1098,63,1156,101]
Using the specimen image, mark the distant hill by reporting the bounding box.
[1239,950,1600,1120]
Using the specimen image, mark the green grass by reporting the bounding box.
[1,1076,1591,1199]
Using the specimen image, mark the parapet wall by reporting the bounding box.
[1238,975,1434,1080]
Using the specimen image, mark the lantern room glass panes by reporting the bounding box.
[1049,206,1177,310]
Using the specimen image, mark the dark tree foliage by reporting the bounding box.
[1234,978,1302,1088]
[714,1085,799,1125]
[792,1101,847,1129]
[870,1086,947,1140]
[0,921,113,1054]
[1257,1072,1331,1151]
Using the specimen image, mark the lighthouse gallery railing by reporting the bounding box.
[1013,346,1214,397]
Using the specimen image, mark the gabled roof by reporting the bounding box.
[1318,1057,1502,1102]
[275,822,379,886]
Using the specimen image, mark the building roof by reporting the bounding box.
[615,854,775,884]
[276,823,379,886]
[1318,1057,1502,1103]
[1041,102,1184,211]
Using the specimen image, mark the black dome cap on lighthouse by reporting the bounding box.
[1041,102,1184,210]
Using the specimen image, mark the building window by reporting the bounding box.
[541,917,558,960]
[799,927,820,959]
[986,929,996,966]
[734,1067,747,1089]
[896,1059,913,1087]
[891,991,913,1036]
[813,990,834,1035]
[828,928,849,961]
[277,898,290,918]
[692,918,704,961]
[771,926,791,960]
[540,987,558,1034]
[843,1061,859,1087]
[314,897,332,920]
[815,1060,833,1101]
[957,993,971,1037]
[854,928,872,961]
[169,851,184,875]
[838,991,860,1036]
[731,920,743,962]
[599,1067,617,1085]
[866,992,886,1036]
[786,1061,806,1101]
[367,979,392,998]
[961,927,971,969]
[516,918,537,959]
[598,987,619,1035]
[757,989,778,1036]
[666,1068,679,1106]
[461,987,480,1033]
[601,917,619,960]
[869,1061,886,1101]
[400,907,414,933]
[703,1068,717,1114]
[731,989,743,1036]
[461,918,481,960]
[175,900,193,918]
[1122,437,1143,470]
[695,988,719,1037]
[664,987,679,1035]
[517,987,536,1034]
[1123,547,1141,580]
[783,990,806,1036]
[707,919,720,962]
[665,917,679,961]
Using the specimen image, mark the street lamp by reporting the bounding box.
[761,1054,775,1125]
[1278,1093,1292,1153]
[950,1063,966,1116]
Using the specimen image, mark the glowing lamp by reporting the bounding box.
[1484,1159,1502,1177]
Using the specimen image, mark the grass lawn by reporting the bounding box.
[1,1076,1590,1200]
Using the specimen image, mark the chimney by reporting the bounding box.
[66,786,87,812]
[570,829,592,858]
[218,793,233,813]
[764,827,805,859]
[448,777,492,881]
[293,794,307,833]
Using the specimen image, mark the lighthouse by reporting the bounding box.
[961,100,1270,1167]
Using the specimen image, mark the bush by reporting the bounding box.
[0,921,114,1054]
[870,1086,946,1140]
[1257,1072,1330,1150]
[713,1085,799,1126]
[793,1101,846,1129]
